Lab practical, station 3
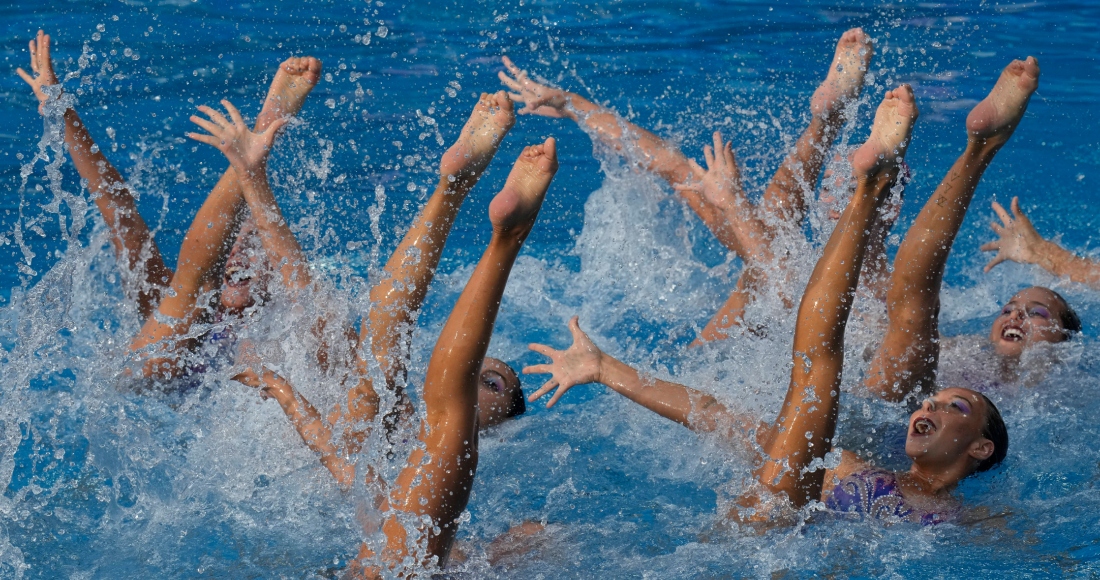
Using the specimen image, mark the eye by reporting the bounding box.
[950,400,971,414]
[1028,306,1051,319]
[481,372,504,393]
[1001,305,1014,316]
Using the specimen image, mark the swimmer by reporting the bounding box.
[17,30,322,380]
[981,196,1100,290]
[864,57,1062,402]
[227,93,529,490]
[529,87,1006,524]
[501,29,875,338]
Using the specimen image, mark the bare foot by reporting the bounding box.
[851,85,919,178]
[440,91,516,183]
[811,28,874,119]
[254,56,323,131]
[966,57,1039,145]
[489,137,557,237]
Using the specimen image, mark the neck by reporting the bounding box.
[904,461,967,496]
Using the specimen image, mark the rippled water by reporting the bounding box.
[1,0,1099,577]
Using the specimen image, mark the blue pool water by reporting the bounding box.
[2,0,1100,577]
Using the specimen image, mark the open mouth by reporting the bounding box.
[912,417,936,436]
[1001,326,1025,342]
[224,264,252,288]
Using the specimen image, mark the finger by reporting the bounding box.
[990,221,1005,237]
[546,387,569,408]
[502,55,522,76]
[16,68,34,86]
[979,240,1000,252]
[723,143,738,171]
[29,39,38,74]
[703,145,715,169]
[528,379,559,402]
[522,363,553,375]
[498,71,524,93]
[189,115,224,137]
[1010,196,1031,225]
[567,315,585,340]
[712,131,725,168]
[197,105,231,129]
[40,32,53,73]
[984,254,1006,273]
[262,116,289,147]
[221,99,246,127]
[672,182,700,193]
[991,200,1011,227]
[186,132,222,148]
[528,343,558,358]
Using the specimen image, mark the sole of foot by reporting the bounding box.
[966,57,1040,144]
[255,56,323,131]
[440,91,516,182]
[852,84,919,178]
[811,27,874,119]
[489,137,558,237]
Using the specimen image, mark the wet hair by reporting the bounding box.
[501,363,527,419]
[975,393,1008,473]
[1044,288,1082,336]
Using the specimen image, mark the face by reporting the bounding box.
[477,357,522,429]
[989,287,1070,358]
[219,230,268,315]
[906,388,992,470]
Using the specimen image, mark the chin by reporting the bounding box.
[991,338,1025,358]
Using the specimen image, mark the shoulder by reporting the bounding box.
[820,450,875,501]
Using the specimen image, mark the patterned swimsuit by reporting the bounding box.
[826,469,957,525]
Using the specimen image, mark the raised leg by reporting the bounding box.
[761,28,873,228]
[353,92,516,429]
[751,86,917,510]
[865,58,1039,402]
[365,139,557,574]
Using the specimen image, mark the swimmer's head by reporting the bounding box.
[905,387,1007,477]
[477,357,525,429]
[220,221,271,315]
[989,286,1079,358]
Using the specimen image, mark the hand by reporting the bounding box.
[673,131,746,212]
[186,99,287,176]
[498,56,570,118]
[233,366,295,405]
[16,30,62,113]
[524,316,604,407]
[980,196,1045,272]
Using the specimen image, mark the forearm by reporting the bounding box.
[564,93,694,186]
[598,353,744,436]
[1033,240,1100,289]
[239,170,312,290]
[266,373,356,488]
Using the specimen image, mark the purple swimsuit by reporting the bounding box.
[826,469,957,526]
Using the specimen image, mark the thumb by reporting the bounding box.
[984,254,1006,273]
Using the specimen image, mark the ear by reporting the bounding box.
[968,436,995,463]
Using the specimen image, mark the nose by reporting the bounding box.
[921,398,935,412]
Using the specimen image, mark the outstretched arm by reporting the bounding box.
[187,100,308,291]
[525,316,764,447]
[18,30,171,318]
[234,367,355,488]
[981,197,1100,289]
[752,86,916,510]
[499,57,746,255]
[865,58,1039,402]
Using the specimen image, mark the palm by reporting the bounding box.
[525,317,603,407]
[982,197,1043,271]
[187,99,285,175]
